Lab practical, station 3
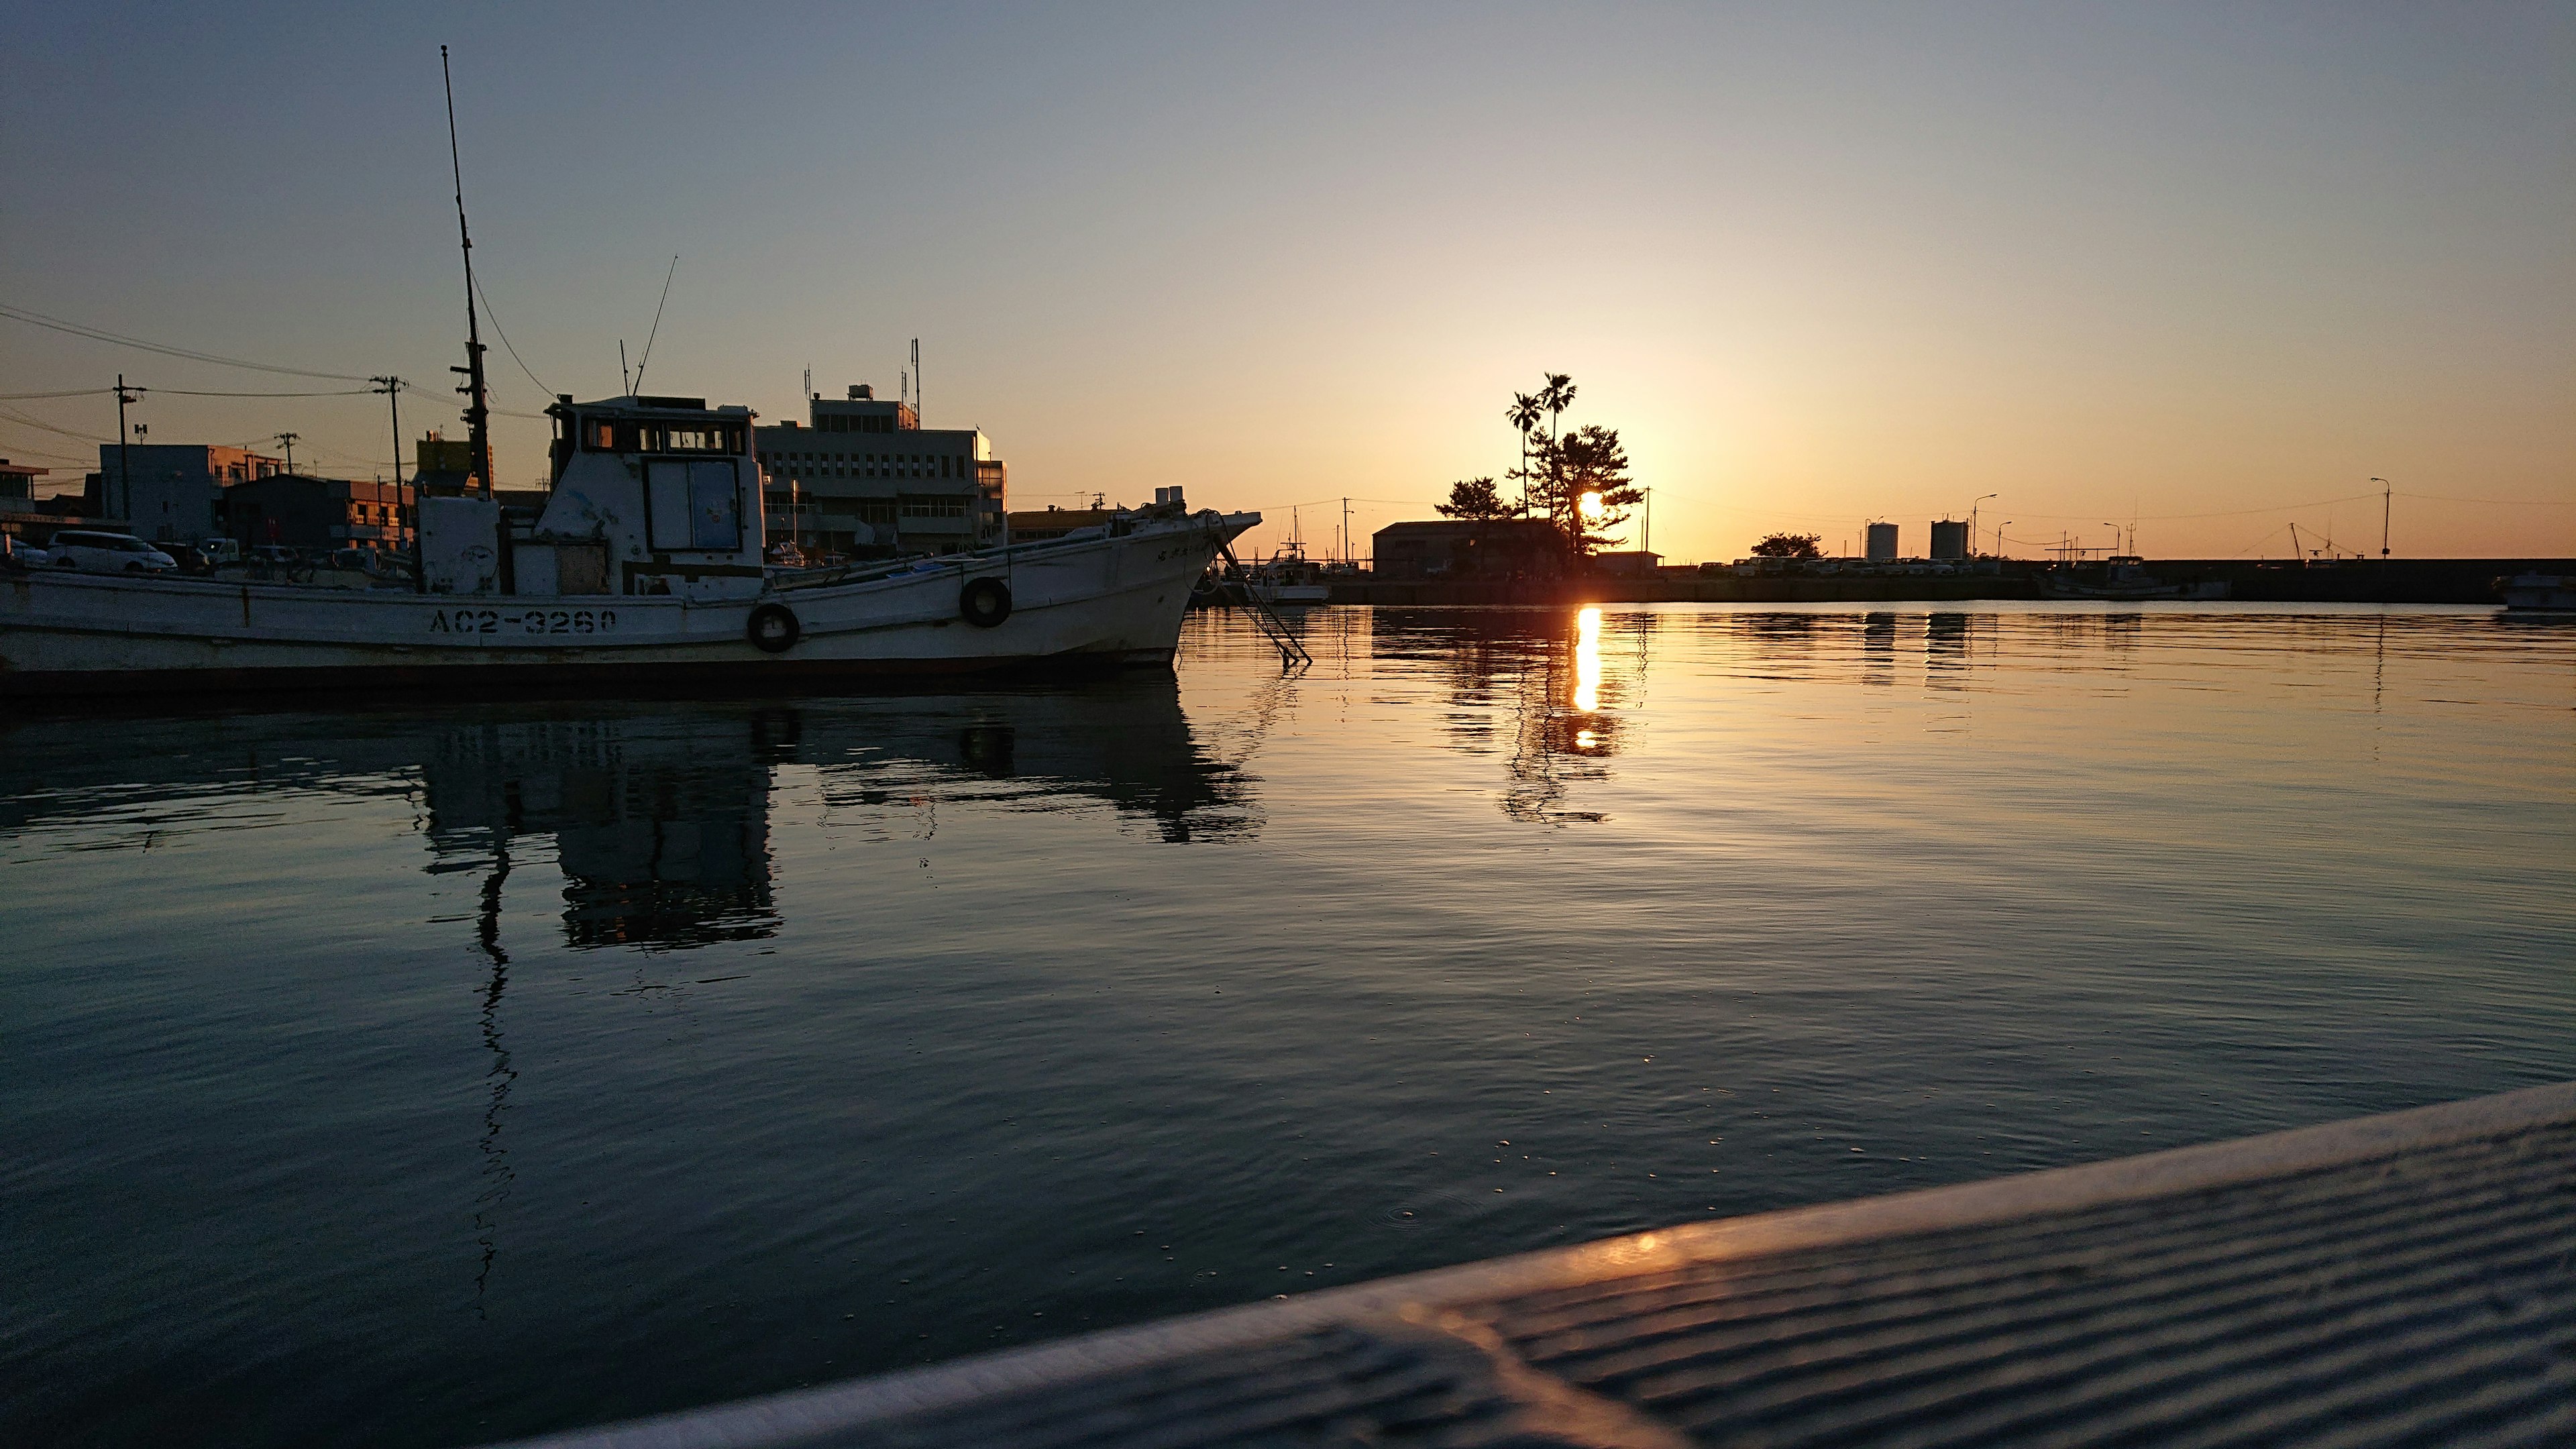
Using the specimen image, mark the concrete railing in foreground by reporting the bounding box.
[498,1081,2576,1448]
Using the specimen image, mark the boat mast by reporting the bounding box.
[441,46,494,497]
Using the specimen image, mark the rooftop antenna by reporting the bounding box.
[629,254,678,396]
[910,338,921,423]
[620,341,631,396]
[441,46,494,496]
[802,364,812,402]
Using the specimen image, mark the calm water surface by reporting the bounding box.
[3,604,2570,1446]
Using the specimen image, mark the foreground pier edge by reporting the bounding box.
[500,1080,2576,1448]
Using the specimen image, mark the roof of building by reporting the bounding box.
[1373,517,1561,538]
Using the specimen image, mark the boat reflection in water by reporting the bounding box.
[1,674,1254,955]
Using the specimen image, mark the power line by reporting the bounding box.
[0,302,372,382]
[0,404,115,444]
[0,387,115,400]
[2397,490,2576,506]
[148,386,376,398]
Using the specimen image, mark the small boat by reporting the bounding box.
[1239,543,1334,605]
[2036,556,2228,601]
[2499,573,2575,612]
[0,393,1256,696]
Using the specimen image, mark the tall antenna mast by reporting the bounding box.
[910,338,921,424]
[441,46,494,496]
[631,254,678,396]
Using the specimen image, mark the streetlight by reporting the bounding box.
[1969,493,1997,555]
[2102,523,2123,559]
[1996,521,2011,558]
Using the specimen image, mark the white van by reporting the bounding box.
[47,530,178,574]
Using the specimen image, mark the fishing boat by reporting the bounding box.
[0,53,1254,698]
[0,392,1255,696]
[2498,573,2575,612]
[2035,556,2229,601]
[1238,542,1334,605]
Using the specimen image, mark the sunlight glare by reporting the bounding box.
[1579,491,1605,521]
[1574,606,1602,712]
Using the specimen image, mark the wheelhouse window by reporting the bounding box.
[582,417,746,454]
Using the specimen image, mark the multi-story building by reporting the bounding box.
[223,474,415,555]
[753,385,1004,557]
[95,443,286,544]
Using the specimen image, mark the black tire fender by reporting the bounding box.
[961,576,1012,628]
[747,601,802,653]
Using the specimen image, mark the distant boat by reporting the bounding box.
[2037,556,2228,601]
[2499,573,2575,612]
[1239,543,1334,605]
[0,394,1257,695]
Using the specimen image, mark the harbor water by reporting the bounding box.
[3,603,2570,1447]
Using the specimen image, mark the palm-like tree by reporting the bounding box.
[1538,374,1576,446]
[1505,392,1544,514]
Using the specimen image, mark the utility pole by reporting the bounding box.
[113,374,141,523]
[441,46,494,496]
[372,377,405,484]
[2373,478,2390,559]
[1642,486,1652,557]
[275,432,300,476]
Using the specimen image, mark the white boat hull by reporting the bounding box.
[1,513,1245,696]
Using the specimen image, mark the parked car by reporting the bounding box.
[1,535,50,570]
[158,541,221,576]
[246,544,315,582]
[47,529,178,574]
[199,537,244,568]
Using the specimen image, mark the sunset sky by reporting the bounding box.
[5,3,2569,560]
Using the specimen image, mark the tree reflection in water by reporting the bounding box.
[1373,606,1647,824]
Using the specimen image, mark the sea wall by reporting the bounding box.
[1323,557,2571,607]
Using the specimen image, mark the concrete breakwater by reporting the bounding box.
[1318,556,2571,607]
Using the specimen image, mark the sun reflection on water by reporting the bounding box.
[1574,606,1603,712]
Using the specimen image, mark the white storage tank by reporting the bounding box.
[1931,519,1970,559]
[1866,522,1899,561]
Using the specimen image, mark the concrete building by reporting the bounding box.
[0,459,46,508]
[223,474,415,555]
[95,443,286,544]
[414,435,480,496]
[1930,519,1970,559]
[1371,519,1566,580]
[754,386,1004,557]
[1866,522,1899,561]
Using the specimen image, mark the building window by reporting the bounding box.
[900,494,967,518]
